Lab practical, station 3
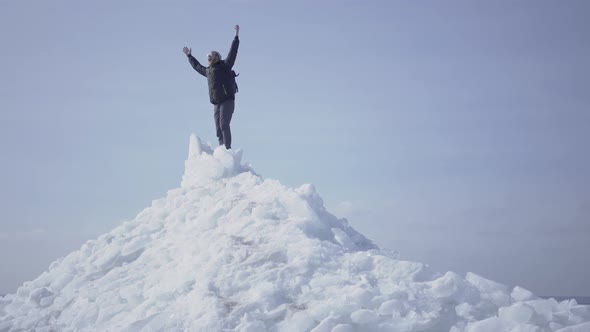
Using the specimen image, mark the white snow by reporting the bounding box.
[0,134,588,332]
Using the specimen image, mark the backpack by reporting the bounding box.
[231,70,239,94]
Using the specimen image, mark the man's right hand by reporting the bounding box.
[183,46,192,56]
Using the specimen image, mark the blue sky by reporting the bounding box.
[1,0,589,296]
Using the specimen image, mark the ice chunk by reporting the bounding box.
[379,299,405,316]
[331,324,353,332]
[570,305,590,319]
[181,135,253,187]
[213,146,236,175]
[466,272,509,293]
[238,321,267,332]
[511,286,538,302]
[345,288,374,308]
[120,235,148,256]
[381,320,414,332]
[551,322,566,330]
[509,324,543,332]
[466,272,510,307]
[526,298,558,322]
[29,287,55,307]
[499,303,535,324]
[456,303,476,320]
[310,315,340,332]
[429,271,464,299]
[332,227,355,250]
[49,272,74,292]
[188,134,203,157]
[465,317,509,332]
[555,321,590,332]
[350,309,379,324]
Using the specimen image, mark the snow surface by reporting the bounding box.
[1,134,589,332]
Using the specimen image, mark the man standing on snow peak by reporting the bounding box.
[183,25,240,150]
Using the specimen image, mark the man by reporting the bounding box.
[183,25,240,149]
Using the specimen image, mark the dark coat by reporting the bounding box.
[188,36,239,105]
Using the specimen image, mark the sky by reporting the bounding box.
[0,0,589,296]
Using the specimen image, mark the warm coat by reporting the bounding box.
[188,36,239,105]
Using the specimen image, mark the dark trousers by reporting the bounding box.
[214,99,234,149]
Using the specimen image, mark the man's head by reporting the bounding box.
[208,51,222,65]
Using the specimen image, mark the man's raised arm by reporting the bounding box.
[183,46,207,77]
[225,25,240,69]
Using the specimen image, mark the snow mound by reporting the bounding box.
[181,134,254,187]
[1,135,588,332]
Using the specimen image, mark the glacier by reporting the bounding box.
[0,134,589,332]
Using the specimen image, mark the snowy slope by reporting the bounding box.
[1,135,589,332]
